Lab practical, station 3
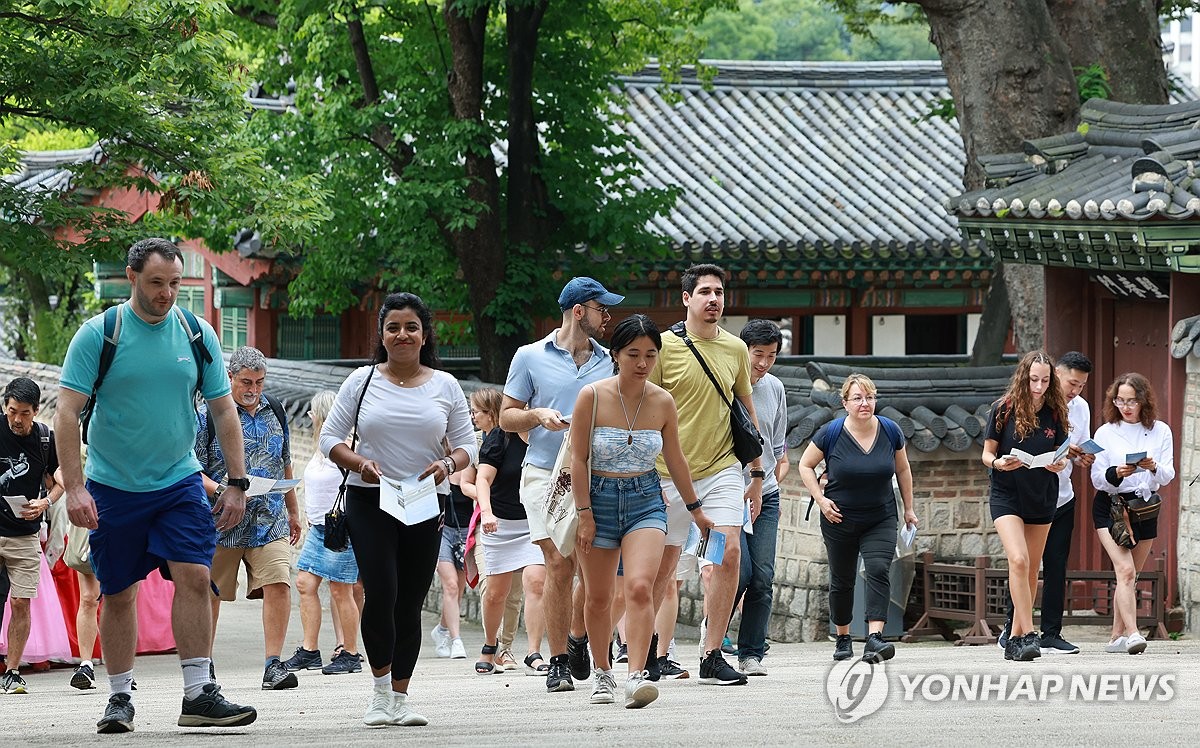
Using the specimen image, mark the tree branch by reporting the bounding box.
[230,6,279,29]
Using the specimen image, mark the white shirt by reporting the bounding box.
[1057,395,1092,508]
[302,451,344,524]
[1089,419,1175,499]
[320,365,478,492]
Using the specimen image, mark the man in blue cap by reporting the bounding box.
[500,277,623,693]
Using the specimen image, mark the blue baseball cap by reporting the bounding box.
[558,277,625,311]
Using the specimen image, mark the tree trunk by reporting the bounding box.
[1048,0,1168,104]
[969,264,1012,365]
[914,0,1080,357]
[14,268,57,363]
[444,1,523,383]
[505,0,558,248]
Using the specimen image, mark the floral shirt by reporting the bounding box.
[196,395,291,548]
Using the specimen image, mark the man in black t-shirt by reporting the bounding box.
[0,377,60,694]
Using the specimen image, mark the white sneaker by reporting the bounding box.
[430,624,451,658]
[667,638,677,661]
[1104,636,1128,653]
[624,670,658,709]
[391,692,429,726]
[739,657,768,676]
[590,668,617,704]
[449,638,467,660]
[1125,632,1148,655]
[364,687,394,727]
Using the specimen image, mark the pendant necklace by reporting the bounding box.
[617,379,646,445]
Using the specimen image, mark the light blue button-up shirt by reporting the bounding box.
[503,330,610,469]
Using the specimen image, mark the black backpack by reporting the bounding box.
[79,303,212,444]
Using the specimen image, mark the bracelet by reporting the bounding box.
[441,456,455,475]
[685,499,703,512]
[991,457,998,469]
[577,506,592,513]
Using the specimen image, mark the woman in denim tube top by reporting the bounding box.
[569,314,714,709]
[1089,372,1174,656]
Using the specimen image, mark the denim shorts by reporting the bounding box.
[438,525,470,564]
[296,524,360,584]
[589,470,667,550]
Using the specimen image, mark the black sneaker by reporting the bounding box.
[997,621,1011,650]
[698,649,747,686]
[178,683,258,727]
[832,634,853,661]
[322,649,363,675]
[546,654,574,692]
[614,641,628,664]
[262,659,298,690]
[862,633,896,664]
[644,633,661,682]
[1012,632,1041,662]
[71,663,97,690]
[1039,633,1080,655]
[283,646,323,672]
[1003,633,1017,661]
[97,693,135,734]
[657,656,690,679]
[567,633,591,682]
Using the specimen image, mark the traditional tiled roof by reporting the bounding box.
[618,61,989,269]
[947,98,1200,273]
[3,146,103,202]
[772,362,1011,453]
[1173,314,1200,358]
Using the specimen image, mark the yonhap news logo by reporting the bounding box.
[826,659,889,723]
[826,662,1176,722]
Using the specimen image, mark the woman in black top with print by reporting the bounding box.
[798,373,916,665]
[474,426,547,675]
[981,350,1069,663]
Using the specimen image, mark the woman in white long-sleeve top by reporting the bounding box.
[1090,372,1175,656]
[320,292,478,727]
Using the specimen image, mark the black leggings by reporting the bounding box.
[347,486,441,680]
[821,512,897,626]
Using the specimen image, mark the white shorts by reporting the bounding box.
[518,464,554,543]
[662,465,746,537]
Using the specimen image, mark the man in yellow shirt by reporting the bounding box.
[649,264,764,686]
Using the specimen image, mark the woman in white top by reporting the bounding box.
[1090,372,1175,655]
[320,293,477,728]
[284,390,364,675]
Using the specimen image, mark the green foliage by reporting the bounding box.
[696,0,936,61]
[1,0,328,362]
[917,96,956,123]
[1075,63,1112,103]
[227,0,721,343]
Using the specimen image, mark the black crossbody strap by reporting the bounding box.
[337,364,376,496]
[668,322,733,409]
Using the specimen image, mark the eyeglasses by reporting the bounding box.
[1113,398,1141,408]
[845,395,877,405]
[582,303,610,317]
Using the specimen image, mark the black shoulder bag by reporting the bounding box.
[668,322,763,466]
[325,365,375,552]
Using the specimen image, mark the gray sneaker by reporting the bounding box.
[624,670,658,709]
[97,693,135,733]
[178,683,257,728]
[739,657,768,676]
[590,669,617,704]
[262,659,298,690]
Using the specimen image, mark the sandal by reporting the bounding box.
[476,644,499,674]
[523,651,549,676]
[497,648,518,672]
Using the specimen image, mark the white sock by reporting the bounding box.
[372,672,390,690]
[80,659,94,670]
[109,669,134,696]
[181,657,211,700]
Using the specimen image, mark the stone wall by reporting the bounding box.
[1177,355,1200,629]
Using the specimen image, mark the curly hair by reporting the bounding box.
[995,350,1069,440]
[1101,372,1158,428]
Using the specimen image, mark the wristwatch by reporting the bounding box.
[685,499,703,512]
[750,469,766,479]
[227,477,251,491]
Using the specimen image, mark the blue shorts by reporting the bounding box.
[88,473,216,596]
[296,525,360,584]
[589,471,667,550]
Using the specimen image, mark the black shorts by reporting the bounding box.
[989,491,1053,525]
[1092,492,1158,540]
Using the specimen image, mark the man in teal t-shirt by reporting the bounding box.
[56,238,258,734]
